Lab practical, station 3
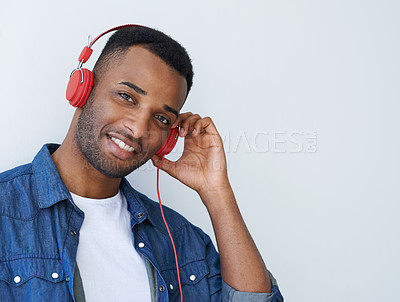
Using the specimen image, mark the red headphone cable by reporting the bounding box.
[157,157,183,302]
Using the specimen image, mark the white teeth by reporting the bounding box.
[110,136,135,152]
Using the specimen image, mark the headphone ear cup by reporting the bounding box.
[66,68,94,107]
[155,127,179,157]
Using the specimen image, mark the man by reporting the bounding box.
[0,25,283,301]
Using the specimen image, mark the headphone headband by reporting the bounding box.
[77,24,146,64]
[89,24,146,48]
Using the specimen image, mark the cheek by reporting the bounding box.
[143,133,162,154]
[143,129,170,155]
[87,98,118,130]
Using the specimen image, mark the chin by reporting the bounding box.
[94,156,151,178]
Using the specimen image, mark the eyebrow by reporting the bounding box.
[163,105,179,118]
[119,81,147,95]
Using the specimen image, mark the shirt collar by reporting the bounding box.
[32,144,71,209]
[120,178,156,226]
[32,144,156,226]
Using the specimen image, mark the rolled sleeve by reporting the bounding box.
[221,270,284,302]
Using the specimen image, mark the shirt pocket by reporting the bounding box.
[161,258,211,302]
[0,257,71,301]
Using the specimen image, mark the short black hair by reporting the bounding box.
[93,25,194,97]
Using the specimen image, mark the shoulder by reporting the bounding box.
[0,163,33,183]
[0,163,39,219]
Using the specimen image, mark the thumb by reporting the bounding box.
[151,155,178,178]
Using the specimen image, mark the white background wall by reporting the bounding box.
[1,1,399,301]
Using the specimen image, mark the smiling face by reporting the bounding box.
[74,46,187,178]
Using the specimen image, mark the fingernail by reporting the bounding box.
[192,128,197,135]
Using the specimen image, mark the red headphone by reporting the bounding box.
[66,24,179,157]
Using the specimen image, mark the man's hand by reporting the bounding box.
[151,113,230,203]
[152,112,273,293]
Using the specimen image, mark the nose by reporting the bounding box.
[123,113,150,140]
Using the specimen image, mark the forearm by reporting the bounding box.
[159,113,274,292]
[199,185,272,293]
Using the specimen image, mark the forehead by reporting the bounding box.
[100,46,187,110]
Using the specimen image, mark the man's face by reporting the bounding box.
[75,46,187,178]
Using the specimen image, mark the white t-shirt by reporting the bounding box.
[70,191,151,302]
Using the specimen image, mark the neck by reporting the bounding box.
[52,111,121,199]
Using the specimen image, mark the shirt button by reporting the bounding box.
[189,274,196,281]
[159,285,166,292]
[52,272,59,279]
[65,276,70,282]
[137,212,143,219]
[138,242,145,248]
[169,284,174,290]
[70,230,77,236]
[14,275,21,283]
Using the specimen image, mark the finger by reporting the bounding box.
[179,114,202,137]
[192,116,219,136]
[172,112,193,128]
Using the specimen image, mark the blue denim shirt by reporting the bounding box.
[0,144,283,302]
